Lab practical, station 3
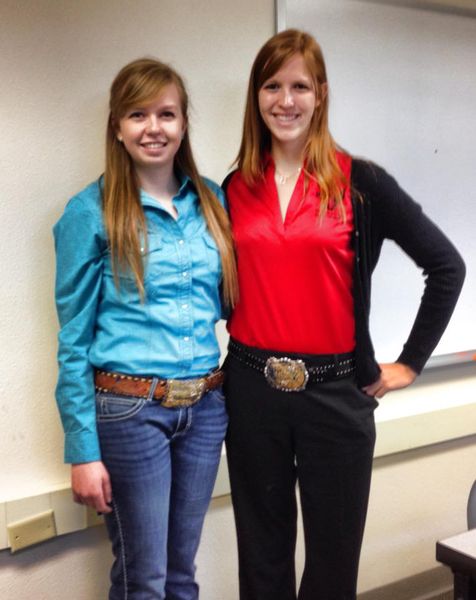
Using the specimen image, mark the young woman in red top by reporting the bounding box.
[223,29,465,600]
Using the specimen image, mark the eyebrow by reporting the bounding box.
[264,74,312,82]
[129,103,179,111]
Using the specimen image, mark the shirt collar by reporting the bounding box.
[139,171,193,208]
[176,171,193,197]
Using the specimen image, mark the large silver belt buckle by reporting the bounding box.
[163,378,206,408]
[264,357,309,392]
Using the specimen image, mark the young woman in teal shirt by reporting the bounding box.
[54,58,237,600]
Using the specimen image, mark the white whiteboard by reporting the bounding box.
[280,0,476,363]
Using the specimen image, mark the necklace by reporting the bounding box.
[275,166,301,185]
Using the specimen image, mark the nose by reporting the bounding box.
[145,115,160,133]
[279,87,294,108]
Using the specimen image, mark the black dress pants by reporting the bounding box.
[224,350,377,600]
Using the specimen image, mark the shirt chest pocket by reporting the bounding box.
[142,232,178,282]
[102,233,170,293]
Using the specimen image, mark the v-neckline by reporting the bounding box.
[269,164,304,230]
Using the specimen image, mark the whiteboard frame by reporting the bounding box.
[354,1,476,19]
[274,0,475,370]
[276,0,476,27]
[275,0,287,30]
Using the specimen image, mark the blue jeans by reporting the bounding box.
[96,383,228,600]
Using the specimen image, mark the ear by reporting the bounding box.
[111,116,123,142]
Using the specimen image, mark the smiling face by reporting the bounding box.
[258,53,320,154]
[117,83,186,176]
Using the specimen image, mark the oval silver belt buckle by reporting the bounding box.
[264,357,309,392]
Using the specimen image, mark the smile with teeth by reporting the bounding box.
[141,141,166,148]
[273,113,300,122]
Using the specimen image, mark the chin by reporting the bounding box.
[274,133,304,144]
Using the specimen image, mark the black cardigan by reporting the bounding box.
[350,159,465,385]
[223,159,466,386]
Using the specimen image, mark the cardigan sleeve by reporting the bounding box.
[368,164,466,373]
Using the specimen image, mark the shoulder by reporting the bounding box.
[221,170,247,207]
[221,169,239,194]
[220,170,262,213]
[64,179,103,216]
[351,158,419,212]
[351,158,394,193]
[350,159,429,244]
[54,178,103,234]
[200,175,226,208]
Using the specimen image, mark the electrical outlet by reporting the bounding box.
[7,509,56,552]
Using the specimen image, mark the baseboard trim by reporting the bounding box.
[358,566,453,600]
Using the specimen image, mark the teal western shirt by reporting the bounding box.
[54,174,224,463]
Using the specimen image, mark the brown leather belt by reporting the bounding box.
[95,369,224,408]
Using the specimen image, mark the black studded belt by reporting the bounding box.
[228,339,355,392]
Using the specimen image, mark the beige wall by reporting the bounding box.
[1,1,475,599]
[0,0,274,502]
[0,0,273,596]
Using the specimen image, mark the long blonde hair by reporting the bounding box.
[104,58,237,305]
[237,29,348,219]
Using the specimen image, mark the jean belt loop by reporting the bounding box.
[147,377,159,401]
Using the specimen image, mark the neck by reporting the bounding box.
[270,141,305,173]
[135,164,179,201]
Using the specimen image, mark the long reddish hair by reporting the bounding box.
[236,29,348,219]
[104,58,237,305]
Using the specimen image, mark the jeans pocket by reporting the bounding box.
[96,392,147,422]
[209,385,226,403]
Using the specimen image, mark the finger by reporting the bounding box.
[103,476,113,506]
[95,491,113,514]
[94,495,112,514]
[84,488,111,514]
[362,384,378,396]
[73,492,83,504]
[362,376,383,396]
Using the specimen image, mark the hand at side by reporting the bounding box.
[71,461,113,514]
